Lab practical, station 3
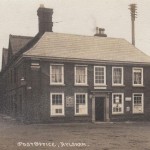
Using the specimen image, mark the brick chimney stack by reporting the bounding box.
[37,4,53,33]
[94,27,107,37]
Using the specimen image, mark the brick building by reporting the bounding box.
[1,6,150,123]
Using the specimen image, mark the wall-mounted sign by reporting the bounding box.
[66,96,74,107]
[125,97,132,101]
[31,62,40,70]
[126,106,130,112]
[94,86,107,89]
[27,86,32,90]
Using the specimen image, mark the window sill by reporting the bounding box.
[74,84,89,86]
[112,85,125,87]
[133,112,144,114]
[94,85,107,89]
[94,84,107,86]
[50,115,65,117]
[50,84,65,86]
[112,113,124,115]
[132,85,144,87]
[74,114,89,116]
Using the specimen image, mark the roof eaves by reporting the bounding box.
[22,55,150,66]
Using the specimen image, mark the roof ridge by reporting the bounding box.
[45,32,125,40]
[3,48,8,51]
[9,34,33,39]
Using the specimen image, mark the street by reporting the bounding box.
[0,114,150,150]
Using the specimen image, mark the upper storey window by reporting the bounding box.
[112,67,124,86]
[75,65,87,85]
[50,64,64,85]
[133,68,143,86]
[94,66,106,86]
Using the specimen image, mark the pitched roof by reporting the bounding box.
[24,32,150,64]
[2,48,8,68]
[9,35,33,55]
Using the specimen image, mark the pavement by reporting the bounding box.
[0,114,150,150]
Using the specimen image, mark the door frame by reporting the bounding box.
[95,97,105,121]
[92,93,110,122]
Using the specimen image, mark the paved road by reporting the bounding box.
[0,114,150,150]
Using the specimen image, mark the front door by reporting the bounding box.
[95,97,105,121]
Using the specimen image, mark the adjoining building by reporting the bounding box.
[1,6,150,123]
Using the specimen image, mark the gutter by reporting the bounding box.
[22,55,150,66]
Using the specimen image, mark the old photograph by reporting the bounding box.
[0,0,150,149]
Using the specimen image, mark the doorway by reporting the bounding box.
[95,97,105,121]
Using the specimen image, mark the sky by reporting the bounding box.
[0,0,150,70]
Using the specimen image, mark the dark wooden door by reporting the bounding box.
[95,97,105,121]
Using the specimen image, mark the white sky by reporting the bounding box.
[0,0,150,70]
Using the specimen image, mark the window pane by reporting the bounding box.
[51,65,63,83]
[55,109,62,114]
[113,95,122,104]
[113,68,122,84]
[76,66,86,84]
[51,93,64,116]
[95,67,105,84]
[134,94,142,106]
[75,94,87,114]
[134,69,142,84]
[133,94,143,113]
[52,94,62,105]
[112,94,123,114]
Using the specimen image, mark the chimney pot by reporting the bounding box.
[94,27,107,37]
[96,27,99,34]
[40,4,45,8]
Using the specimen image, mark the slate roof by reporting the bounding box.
[2,48,8,68]
[9,34,33,55]
[23,32,150,64]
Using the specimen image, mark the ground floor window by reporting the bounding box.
[112,93,124,114]
[75,93,88,115]
[133,93,144,114]
[50,93,64,116]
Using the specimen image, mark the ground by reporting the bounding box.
[0,115,150,150]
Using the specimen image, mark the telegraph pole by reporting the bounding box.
[129,3,137,46]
